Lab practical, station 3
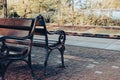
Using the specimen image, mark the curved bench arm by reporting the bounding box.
[47,30,66,44]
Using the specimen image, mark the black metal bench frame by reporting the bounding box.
[0,14,66,79]
[0,17,37,80]
[34,15,66,75]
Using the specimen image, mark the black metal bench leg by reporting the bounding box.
[59,45,65,68]
[0,63,6,80]
[1,72,5,80]
[27,54,35,78]
[44,49,51,76]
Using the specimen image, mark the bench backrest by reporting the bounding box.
[0,18,36,37]
[35,15,47,35]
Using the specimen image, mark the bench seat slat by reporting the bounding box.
[35,28,46,35]
[4,39,59,48]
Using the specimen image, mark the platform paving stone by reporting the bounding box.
[65,36,120,51]
[2,45,120,80]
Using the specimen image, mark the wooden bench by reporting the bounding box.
[34,15,66,75]
[0,14,66,79]
[0,17,37,80]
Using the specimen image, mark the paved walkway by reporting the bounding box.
[34,35,120,51]
[3,35,120,80]
[66,35,120,51]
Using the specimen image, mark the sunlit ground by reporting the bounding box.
[3,45,120,80]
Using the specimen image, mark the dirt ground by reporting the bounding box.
[2,45,120,80]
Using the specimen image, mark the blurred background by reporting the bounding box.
[0,0,120,35]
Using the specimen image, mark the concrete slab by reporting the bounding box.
[78,41,110,49]
[105,44,120,51]
[87,37,117,43]
[112,40,120,45]
[65,36,120,51]
[34,35,120,51]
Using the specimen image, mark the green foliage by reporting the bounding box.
[8,11,20,18]
[6,0,120,26]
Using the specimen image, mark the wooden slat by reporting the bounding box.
[35,28,46,35]
[0,18,33,37]
[0,28,28,37]
[0,18,32,26]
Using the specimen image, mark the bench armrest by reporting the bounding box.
[48,30,66,44]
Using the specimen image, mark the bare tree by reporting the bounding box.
[3,0,7,18]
